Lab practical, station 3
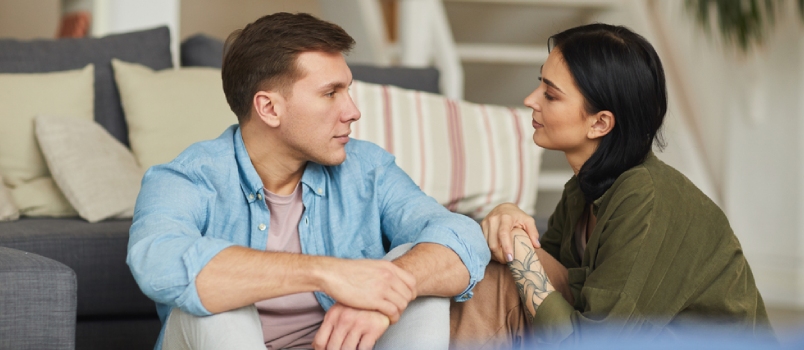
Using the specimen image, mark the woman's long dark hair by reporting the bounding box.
[549,24,667,203]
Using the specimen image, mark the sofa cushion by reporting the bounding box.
[0,174,18,221]
[112,59,236,169]
[0,26,173,146]
[180,33,225,68]
[350,80,543,219]
[350,64,440,94]
[0,65,95,218]
[0,218,154,317]
[35,116,144,223]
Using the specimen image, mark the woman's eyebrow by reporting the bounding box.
[539,65,565,95]
[542,77,565,95]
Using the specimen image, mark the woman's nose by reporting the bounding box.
[524,90,540,111]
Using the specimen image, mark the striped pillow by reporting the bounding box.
[350,80,543,219]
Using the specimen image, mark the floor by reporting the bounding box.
[766,306,804,346]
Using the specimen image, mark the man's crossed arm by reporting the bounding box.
[195,242,469,349]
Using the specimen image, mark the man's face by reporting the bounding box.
[279,51,360,166]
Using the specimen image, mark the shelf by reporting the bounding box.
[444,0,622,9]
[457,43,549,65]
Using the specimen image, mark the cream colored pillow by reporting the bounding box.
[350,80,543,219]
[0,65,94,217]
[0,174,19,221]
[112,59,236,169]
[35,116,144,223]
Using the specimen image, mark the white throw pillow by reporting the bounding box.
[112,59,236,170]
[0,174,19,221]
[35,116,144,223]
[0,65,94,217]
[350,80,543,219]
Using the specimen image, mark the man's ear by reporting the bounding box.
[587,110,615,140]
[253,91,283,128]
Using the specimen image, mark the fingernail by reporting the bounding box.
[506,253,513,262]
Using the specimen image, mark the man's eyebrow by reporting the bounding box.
[320,81,348,91]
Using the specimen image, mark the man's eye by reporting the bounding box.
[325,91,335,97]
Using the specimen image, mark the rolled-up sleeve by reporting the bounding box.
[372,151,491,302]
[127,165,236,316]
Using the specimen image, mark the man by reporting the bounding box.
[127,12,490,350]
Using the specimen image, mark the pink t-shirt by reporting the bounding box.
[254,183,325,350]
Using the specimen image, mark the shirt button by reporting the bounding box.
[257,193,263,200]
[304,217,309,225]
[317,188,323,194]
[248,194,255,200]
[258,223,266,231]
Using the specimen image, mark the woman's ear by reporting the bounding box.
[587,110,615,140]
[253,91,283,128]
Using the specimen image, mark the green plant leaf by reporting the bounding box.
[683,0,804,52]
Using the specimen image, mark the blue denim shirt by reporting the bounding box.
[127,125,490,349]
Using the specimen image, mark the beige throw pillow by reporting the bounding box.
[35,116,144,223]
[112,59,236,170]
[0,174,19,221]
[0,65,94,217]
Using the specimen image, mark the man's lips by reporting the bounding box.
[334,132,351,143]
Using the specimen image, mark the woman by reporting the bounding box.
[450,23,773,347]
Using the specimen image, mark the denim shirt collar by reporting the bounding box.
[233,126,327,201]
[301,162,327,197]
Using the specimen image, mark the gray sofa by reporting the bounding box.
[0,246,77,350]
[0,28,441,350]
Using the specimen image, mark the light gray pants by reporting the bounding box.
[163,244,449,350]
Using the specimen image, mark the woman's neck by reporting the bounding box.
[565,143,598,176]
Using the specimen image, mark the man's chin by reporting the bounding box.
[315,152,347,167]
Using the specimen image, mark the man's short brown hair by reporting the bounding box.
[222,12,355,121]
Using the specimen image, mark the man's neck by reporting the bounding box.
[241,123,305,196]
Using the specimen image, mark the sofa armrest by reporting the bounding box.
[0,246,77,350]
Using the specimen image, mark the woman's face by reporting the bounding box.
[524,49,599,155]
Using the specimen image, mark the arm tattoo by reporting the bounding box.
[507,235,554,322]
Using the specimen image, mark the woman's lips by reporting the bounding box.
[532,120,544,129]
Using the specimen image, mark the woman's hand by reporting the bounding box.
[481,203,541,264]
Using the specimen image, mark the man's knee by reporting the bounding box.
[379,296,450,349]
[163,305,265,350]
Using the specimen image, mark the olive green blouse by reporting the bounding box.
[533,152,774,344]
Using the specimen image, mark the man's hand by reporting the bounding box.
[313,303,390,350]
[481,203,540,264]
[321,259,416,324]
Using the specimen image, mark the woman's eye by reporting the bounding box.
[544,92,555,101]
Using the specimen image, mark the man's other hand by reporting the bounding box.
[322,259,416,323]
[313,303,390,350]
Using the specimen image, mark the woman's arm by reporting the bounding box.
[508,229,556,322]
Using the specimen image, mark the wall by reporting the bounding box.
[180,0,320,40]
[0,0,60,39]
[0,0,320,42]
